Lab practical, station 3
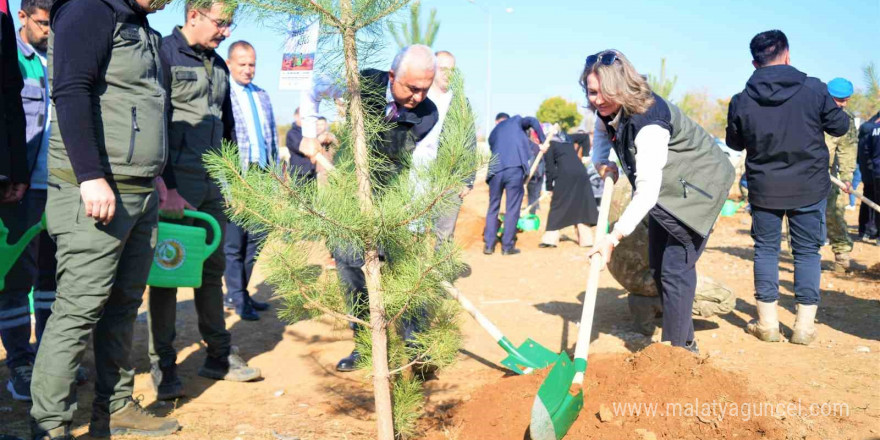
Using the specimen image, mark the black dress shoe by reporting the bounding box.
[248,297,270,311]
[336,351,361,372]
[538,243,557,248]
[483,243,496,255]
[501,247,521,255]
[236,302,260,321]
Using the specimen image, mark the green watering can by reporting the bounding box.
[498,213,542,235]
[0,216,46,291]
[147,210,221,288]
[720,199,745,217]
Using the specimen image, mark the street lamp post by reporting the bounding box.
[466,0,511,138]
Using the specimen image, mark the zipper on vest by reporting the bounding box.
[128,107,140,163]
[679,178,712,199]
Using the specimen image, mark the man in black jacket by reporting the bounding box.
[726,30,849,347]
[297,44,438,372]
[0,0,26,203]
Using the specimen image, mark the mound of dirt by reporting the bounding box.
[437,344,788,440]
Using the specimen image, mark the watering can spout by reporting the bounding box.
[0,215,47,291]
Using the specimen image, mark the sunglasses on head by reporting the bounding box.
[585,51,619,69]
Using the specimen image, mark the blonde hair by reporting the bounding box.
[580,50,654,116]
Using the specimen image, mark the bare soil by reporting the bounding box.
[1,181,878,440]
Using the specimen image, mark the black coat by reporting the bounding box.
[360,68,438,188]
[0,6,27,184]
[544,141,597,230]
[726,64,850,209]
[285,123,314,179]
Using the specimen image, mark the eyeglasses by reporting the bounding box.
[197,10,237,32]
[26,13,49,32]
[585,51,619,69]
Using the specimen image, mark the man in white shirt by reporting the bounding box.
[223,40,278,321]
[414,50,476,274]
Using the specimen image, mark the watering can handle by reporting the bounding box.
[159,210,223,256]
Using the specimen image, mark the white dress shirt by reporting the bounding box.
[230,80,269,165]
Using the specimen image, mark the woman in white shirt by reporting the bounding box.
[583,50,735,353]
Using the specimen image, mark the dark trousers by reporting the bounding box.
[526,174,543,215]
[858,174,879,238]
[484,168,525,250]
[647,208,708,347]
[333,247,424,342]
[0,189,56,370]
[751,199,826,306]
[223,221,267,306]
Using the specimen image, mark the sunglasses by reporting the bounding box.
[585,51,619,69]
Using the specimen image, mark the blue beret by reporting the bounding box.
[828,77,854,99]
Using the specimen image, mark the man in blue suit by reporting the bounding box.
[484,113,545,255]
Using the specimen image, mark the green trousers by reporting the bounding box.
[30,181,158,431]
[147,174,230,367]
[826,184,853,254]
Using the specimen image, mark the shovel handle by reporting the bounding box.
[524,126,558,183]
[442,281,505,342]
[571,176,615,385]
[831,175,880,214]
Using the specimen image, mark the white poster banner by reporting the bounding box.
[279,17,319,90]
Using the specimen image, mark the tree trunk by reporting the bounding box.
[340,2,395,440]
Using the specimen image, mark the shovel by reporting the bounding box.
[831,175,880,214]
[529,176,614,440]
[0,215,46,291]
[443,281,557,375]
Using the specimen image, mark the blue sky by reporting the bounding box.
[11,0,880,134]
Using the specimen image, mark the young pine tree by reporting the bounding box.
[203,1,484,438]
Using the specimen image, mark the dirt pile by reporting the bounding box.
[437,343,788,440]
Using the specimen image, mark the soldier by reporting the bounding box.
[150,0,261,402]
[606,180,735,336]
[823,78,861,273]
[29,0,180,437]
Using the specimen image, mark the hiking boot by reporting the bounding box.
[31,425,72,440]
[198,346,262,382]
[7,364,33,401]
[790,304,818,346]
[88,398,180,437]
[831,253,865,273]
[746,300,781,342]
[150,363,184,401]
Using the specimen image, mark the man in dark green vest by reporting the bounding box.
[28,0,180,438]
[148,0,261,403]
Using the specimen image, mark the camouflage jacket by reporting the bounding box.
[825,111,858,183]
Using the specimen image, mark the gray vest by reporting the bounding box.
[165,28,229,178]
[47,1,166,182]
[614,98,735,237]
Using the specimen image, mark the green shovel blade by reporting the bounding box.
[498,337,558,375]
[530,352,584,440]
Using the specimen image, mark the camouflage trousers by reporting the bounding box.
[826,185,853,254]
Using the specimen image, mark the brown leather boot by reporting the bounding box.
[88,398,180,437]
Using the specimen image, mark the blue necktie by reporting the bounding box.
[244,85,267,167]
